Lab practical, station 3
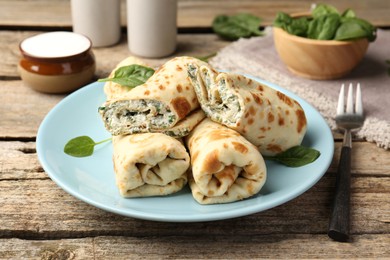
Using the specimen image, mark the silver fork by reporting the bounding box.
[328,83,364,242]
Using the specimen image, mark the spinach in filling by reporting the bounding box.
[101,99,175,135]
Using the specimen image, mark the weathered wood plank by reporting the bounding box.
[1,1,389,258]
[0,234,389,259]
[0,142,45,180]
[0,238,94,260]
[0,175,388,239]
[0,80,64,138]
[330,142,390,175]
[0,0,389,28]
[0,30,31,78]
[0,30,228,77]
[1,140,389,180]
[93,234,390,259]
[178,0,390,28]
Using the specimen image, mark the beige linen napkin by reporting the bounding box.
[210,27,390,149]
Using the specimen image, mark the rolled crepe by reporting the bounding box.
[185,118,267,204]
[112,133,189,197]
[187,63,307,156]
[99,56,208,136]
[103,56,149,100]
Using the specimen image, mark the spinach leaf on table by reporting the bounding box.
[196,53,217,62]
[212,13,264,40]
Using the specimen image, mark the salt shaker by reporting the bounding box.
[127,0,177,58]
[71,0,121,47]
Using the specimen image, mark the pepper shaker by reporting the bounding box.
[127,0,177,58]
[71,0,121,47]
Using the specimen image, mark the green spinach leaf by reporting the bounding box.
[312,3,339,18]
[273,12,293,29]
[196,53,217,62]
[341,9,356,18]
[212,13,264,40]
[98,64,155,88]
[308,13,340,40]
[334,17,376,41]
[264,145,321,167]
[274,12,309,37]
[64,136,111,157]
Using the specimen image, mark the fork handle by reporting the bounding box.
[328,145,351,242]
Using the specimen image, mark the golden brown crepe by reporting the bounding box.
[185,118,267,204]
[187,63,307,156]
[103,56,149,100]
[99,56,208,136]
[112,133,189,197]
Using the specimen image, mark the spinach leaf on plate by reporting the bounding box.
[98,64,155,88]
[64,136,111,158]
[264,145,321,167]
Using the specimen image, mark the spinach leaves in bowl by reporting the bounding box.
[273,4,376,42]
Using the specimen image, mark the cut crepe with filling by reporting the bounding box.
[112,133,189,197]
[184,118,267,204]
[103,56,149,100]
[99,56,208,136]
[160,109,205,137]
[187,63,307,156]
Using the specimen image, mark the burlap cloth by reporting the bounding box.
[209,27,390,150]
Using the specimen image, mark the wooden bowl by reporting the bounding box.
[273,26,369,80]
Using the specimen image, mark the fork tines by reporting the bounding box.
[337,83,363,115]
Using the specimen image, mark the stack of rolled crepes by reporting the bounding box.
[99,56,208,138]
[99,56,307,204]
[102,56,206,198]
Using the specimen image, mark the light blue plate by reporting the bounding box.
[36,78,334,222]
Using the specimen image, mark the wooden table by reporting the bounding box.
[1,0,389,258]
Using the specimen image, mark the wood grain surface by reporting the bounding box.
[1,0,390,258]
[0,0,389,28]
